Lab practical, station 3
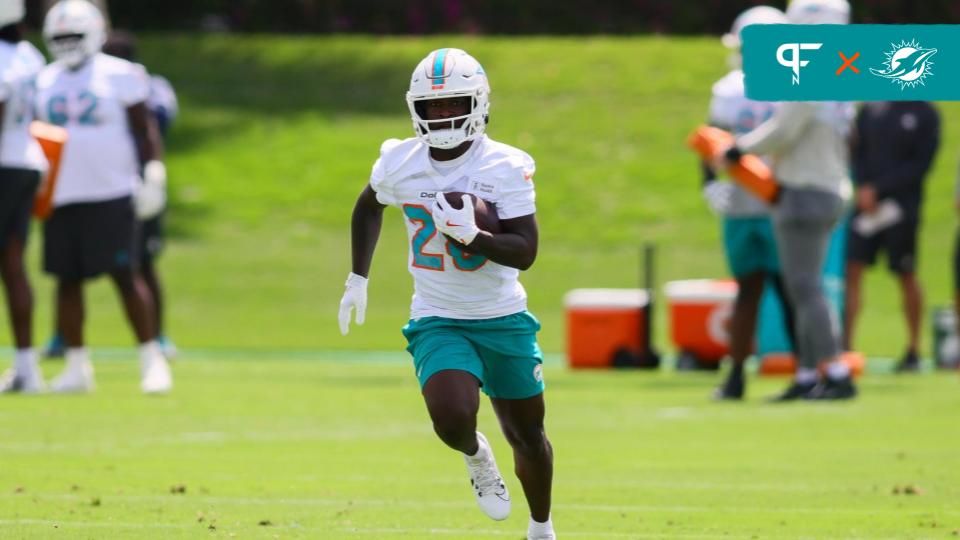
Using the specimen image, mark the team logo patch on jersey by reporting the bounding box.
[533,364,543,383]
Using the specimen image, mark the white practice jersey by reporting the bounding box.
[708,70,778,217]
[35,53,149,206]
[370,135,537,320]
[0,41,47,172]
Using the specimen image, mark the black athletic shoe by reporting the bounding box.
[712,373,745,400]
[895,350,921,373]
[768,380,817,402]
[806,376,858,400]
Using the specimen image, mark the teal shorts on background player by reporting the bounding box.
[402,311,545,399]
[723,216,780,277]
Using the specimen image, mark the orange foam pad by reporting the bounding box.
[686,125,779,203]
[758,351,866,378]
[30,121,68,220]
[566,308,645,369]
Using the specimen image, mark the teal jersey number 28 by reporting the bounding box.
[403,204,488,272]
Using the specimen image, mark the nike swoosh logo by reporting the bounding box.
[446,221,460,227]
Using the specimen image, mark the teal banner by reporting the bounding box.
[742,25,960,101]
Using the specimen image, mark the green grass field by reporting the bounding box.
[2,35,960,538]
[2,356,959,538]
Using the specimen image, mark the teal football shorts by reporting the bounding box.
[402,311,545,399]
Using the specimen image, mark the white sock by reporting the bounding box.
[528,515,553,535]
[826,360,850,380]
[14,348,38,374]
[65,348,90,370]
[139,341,163,365]
[795,367,818,385]
[465,434,489,464]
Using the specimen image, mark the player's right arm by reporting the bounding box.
[339,183,387,336]
[350,184,387,278]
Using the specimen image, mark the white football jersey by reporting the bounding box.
[370,135,536,320]
[708,70,779,217]
[35,53,149,206]
[148,74,177,120]
[0,41,47,172]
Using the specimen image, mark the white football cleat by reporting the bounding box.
[464,432,510,521]
[0,369,47,394]
[50,360,95,393]
[141,354,172,394]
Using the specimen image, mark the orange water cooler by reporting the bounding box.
[665,279,737,366]
[564,289,649,368]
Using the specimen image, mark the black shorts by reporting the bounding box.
[846,215,919,274]
[0,167,41,251]
[139,213,165,263]
[43,196,139,280]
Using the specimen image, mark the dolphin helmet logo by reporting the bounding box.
[870,39,937,89]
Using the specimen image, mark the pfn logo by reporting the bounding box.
[777,43,823,85]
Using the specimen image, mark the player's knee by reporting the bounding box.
[430,409,476,447]
[785,273,821,302]
[504,424,548,459]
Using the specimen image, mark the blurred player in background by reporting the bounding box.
[45,28,179,359]
[339,48,556,540]
[955,168,960,351]
[702,5,797,400]
[843,101,940,372]
[35,0,171,393]
[0,0,48,393]
[719,0,856,400]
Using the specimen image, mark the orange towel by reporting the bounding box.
[687,125,780,203]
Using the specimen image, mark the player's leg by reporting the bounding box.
[0,170,44,392]
[109,268,171,393]
[490,395,554,538]
[140,215,176,357]
[472,312,553,538]
[843,262,866,351]
[771,188,853,400]
[49,277,95,392]
[715,217,769,399]
[404,318,509,520]
[843,222,880,351]
[887,220,923,371]
[42,204,94,392]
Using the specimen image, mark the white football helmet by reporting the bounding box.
[786,0,851,25]
[0,0,25,27]
[43,0,106,68]
[406,48,490,149]
[722,6,788,49]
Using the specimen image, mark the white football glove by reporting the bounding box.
[338,272,368,336]
[703,181,735,215]
[135,160,167,219]
[432,193,480,246]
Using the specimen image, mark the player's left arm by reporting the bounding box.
[127,102,164,163]
[468,213,539,271]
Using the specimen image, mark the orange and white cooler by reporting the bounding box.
[665,279,738,364]
[564,289,649,369]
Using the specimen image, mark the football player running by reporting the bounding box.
[718,0,856,400]
[0,0,48,393]
[339,48,556,540]
[35,0,171,394]
[703,5,798,400]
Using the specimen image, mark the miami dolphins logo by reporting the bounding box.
[870,39,937,90]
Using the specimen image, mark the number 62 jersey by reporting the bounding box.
[370,135,536,320]
[34,52,150,207]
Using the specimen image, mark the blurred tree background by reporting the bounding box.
[24,0,960,34]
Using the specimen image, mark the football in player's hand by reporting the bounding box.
[443,192,501,234]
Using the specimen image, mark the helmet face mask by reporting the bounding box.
[406,48,490,150]
[43,0,106,68]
